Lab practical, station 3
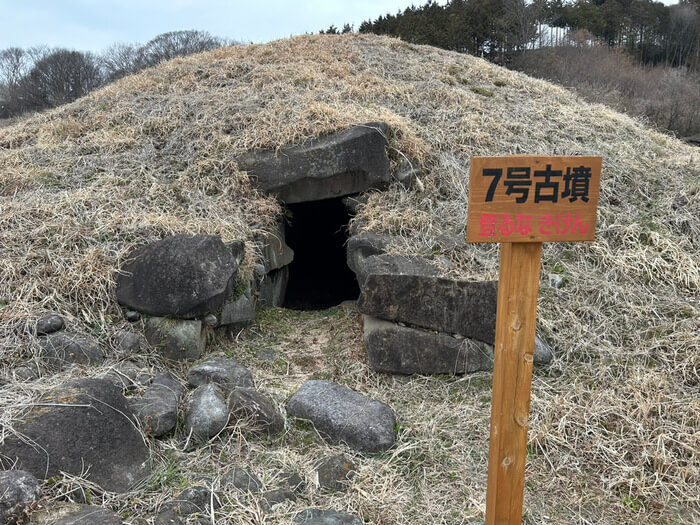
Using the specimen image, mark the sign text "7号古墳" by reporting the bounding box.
[467,155,602,243]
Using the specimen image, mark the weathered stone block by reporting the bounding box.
[358,275,497,344]
[294,509,363,524]
[363,316,493,375]
[355,254,438,288]
[256,222,294,272]
[144,317,206,361]
[258,266,289,307]
[130,372,185,437]
[345,232,394,278]
[240,122,390,203]
[219,286,256,326]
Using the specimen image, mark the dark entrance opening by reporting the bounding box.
[283,197,359,310]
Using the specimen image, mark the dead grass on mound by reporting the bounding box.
[0,34,698,523]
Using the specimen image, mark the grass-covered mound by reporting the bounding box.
[0,34,698,523]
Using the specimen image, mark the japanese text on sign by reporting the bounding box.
[466,155,602,243]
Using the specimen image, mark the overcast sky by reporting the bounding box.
[0,0,453,52]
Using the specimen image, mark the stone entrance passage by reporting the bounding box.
[283,197,359,310]
[240,121,391,311]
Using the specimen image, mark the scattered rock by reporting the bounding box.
[287,380,395,453]
[280,472,305,494]
[258,266,289,308]
[294,508,363,525]
[358,275,498,344]
[262,488,296,510]
[10,365,38,382]
[241,122,390,203]
[316,455,356,492]
[363,316,493,375]
[0,378,151,492]
[112,328,148,355]
[434,232,467,250]
[116,234,238,318]
[222,468,262,493]
[161,485,220,515]
[341,194,367,215]
[394,160,424,190]
[0,470,42,524]
[184,384,229,441]
[34,504,122,525]
[255,348,277,362]
[125,310,141,322]
[228,387,285,434]
[38,331,105,369]
[101,361,150,392]
[534,335,554,365]
[145,317,206,362]
[188,356,254,392]
[153,509,183,525]
[131,372,185,437]
[355,254,438,288]
[204,313,218,326]
[35,313,65,335]
[547,273,566,289]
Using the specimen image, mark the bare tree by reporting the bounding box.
[136,30,227,69]
[100,42,140,81]
[19,49,103,110]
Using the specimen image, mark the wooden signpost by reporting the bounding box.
[466,155,602,524]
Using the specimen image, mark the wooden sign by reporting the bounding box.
[467,155,602,243]
[466,155,602,525]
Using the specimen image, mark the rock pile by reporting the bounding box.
[1,349,385,523]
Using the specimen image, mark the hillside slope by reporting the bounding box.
[0,34,698,523]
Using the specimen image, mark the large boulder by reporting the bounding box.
[363,316,493,375]
[287,380,395,453]
[358,275,498,344]
[0,378,151,492]
[116,234,238,318]
[240,122,390,203]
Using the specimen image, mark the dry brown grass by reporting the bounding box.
[0,33,698,524]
